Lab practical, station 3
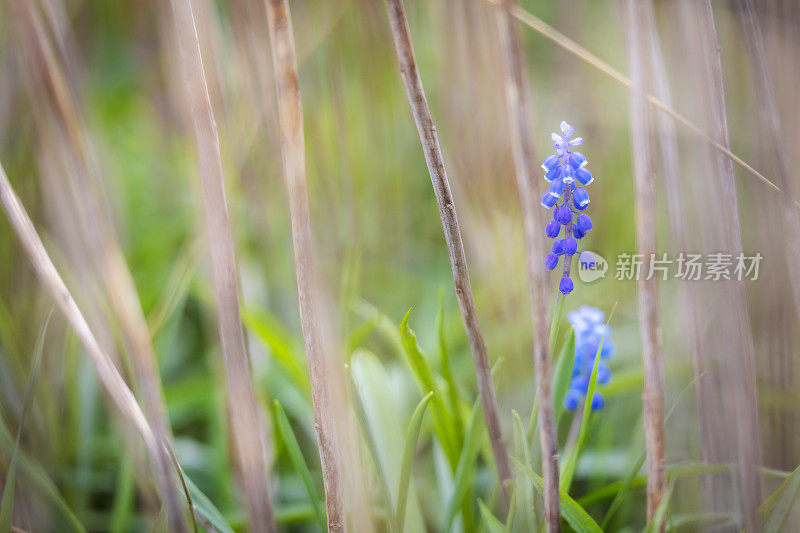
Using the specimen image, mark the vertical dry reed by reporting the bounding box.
[169,1,276,530]
[264,0,347,530]
[382,0,513,504]
[494,0,559,528]
[622,0,667,521]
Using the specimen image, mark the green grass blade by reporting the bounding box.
[549,293,567,357]
[436,288,463,431]
[399,309,459,468]
[552,329,576,425]
[511,410,536,531]
[1,311,51,533]
[396,391,433,533]
[646,481,673,533]
[478,499,509,533]
[560,303,617,493]
[273,400,327,530]
[443,401,484,533]
[110,454,135,533]
[511,456,602,533]
[759,462,800,532]
[182,473,235,533]
[242,308,309,394]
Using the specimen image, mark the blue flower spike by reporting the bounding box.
[540,121,595,294]
[564,306,614,411]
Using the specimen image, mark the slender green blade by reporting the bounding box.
[646,482,673,533]
[1,312,51,533]
[549,293,567,357]
[478,499,509,533]
[759,462,800,532]
[552,329,576,424]
[399,309,459,468]
[273,400,327,530]
[396,391,433,532]
[561,303,617,493]
[511,410,536,531]
[511,456,603,533]
[443,401,484,533]
[436,288,463,433]
[182,473,235,533]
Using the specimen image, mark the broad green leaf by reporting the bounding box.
[478,499,508,533]
[396,392,433,533]
[1,312,50,533]
[552,329,576,424]
[511,457,603,533]
[399,310,459,468]
[443,401,484,533]
[273,400,326,530]
[561,303,617,493]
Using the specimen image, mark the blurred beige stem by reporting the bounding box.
[264,0,347,530]
[10,1,190,529]
[623,0,667,523]
[494,0,559,529]
[382,0,512,506]
[169,0,277,531]
[0,161,166,521]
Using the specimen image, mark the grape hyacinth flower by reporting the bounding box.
[563,306,614,411]
[541,121,595,295]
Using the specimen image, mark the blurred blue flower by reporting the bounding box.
[564,306,614,411]
[540,121,595,295]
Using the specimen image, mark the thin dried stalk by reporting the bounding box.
[169,1,276,531]
[264,0,346,530]
[486,0,788,202]
[494,0,559,529]
[622,0,667,521]
[10,1,189,528]
[382,0,512,505]
[0,161,165,517]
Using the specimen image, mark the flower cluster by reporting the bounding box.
[564,306,614,411]
[541,121,594,295]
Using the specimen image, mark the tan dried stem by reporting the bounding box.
[494,0,559,529]
[264,0,347,530]
[382,0,512,506]
[169,0,277,530]
[622,0,667,522]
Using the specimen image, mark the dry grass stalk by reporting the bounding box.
[0,161,166,523]
[494,0,559,528]
[264,0,347,530]
[382,0,513,505]
[622,0,667,522]
[487,0,788,202]
[10,0,190,528]
[169,0,277,530]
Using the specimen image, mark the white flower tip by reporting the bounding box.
[551,132,563,143]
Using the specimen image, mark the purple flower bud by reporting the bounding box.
[544,253,559,270]
[576,214,593,233]
[564,390,581,411]
[563,237,578,255]
[541,154,559,171]
[546,220,561,238]
[549,177,565,198]
[573,227,585,239]
[560,121,575,139]
[545,165,561,181]
[569,152,587,169]
[591,392,605,411]
[576,167,593,185]
[555,205,572,225]
[541,192,557,208]
[573,186,590,209]
[597,362,611,385]
[559,277,574,295]
[562,163,575,184]
[552,239,564,255]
